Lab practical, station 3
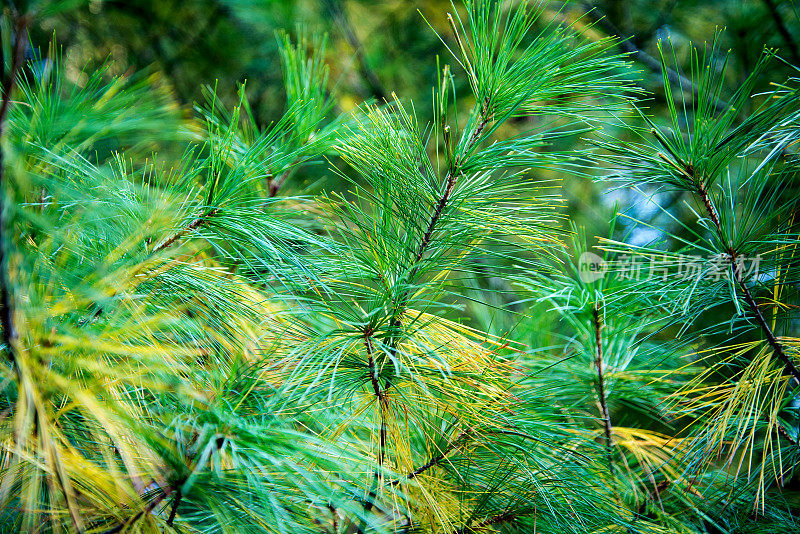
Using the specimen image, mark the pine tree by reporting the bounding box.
[1,1,800,533]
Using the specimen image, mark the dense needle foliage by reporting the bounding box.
[2,0,800,533]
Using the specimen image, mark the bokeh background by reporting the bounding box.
[31,1,798,227]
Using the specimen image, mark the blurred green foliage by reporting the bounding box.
[19,2,788,268]
[30,0,800,233]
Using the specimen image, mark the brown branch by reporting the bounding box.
[658,148,800,383]
[356,108,492,511]
[387,432,466,487]
[267,156,305,198]
[366,339,387,473]
[388,449,448,487]
[100,485,174,534]
[151,208,219,254]
[391,97,491,313]
[326,503,338,533]
[383,99,492,358]
[592,303,614,474]
[736,265,800,385]
[452,510,518,534]
[268,167,292,197]
[365,336,384,404]
[103,432,227,532]
[166,489,182,526]
[413,97,490,269]
[691,169,800,385]
[777,422,798,446]
[413,168,458,265]
[360,335,387,520]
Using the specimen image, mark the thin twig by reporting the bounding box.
[592,303,615,475]
[360,335,387,522]
[777,422,798,446]
[451,510,517,534]
[692,171,800,385]
[326,503,339,533]
[100,486,174,534]
[414,97,490,268]
[103,431,227,532]
[366,338,387,475]
[387,432,466,487]
[151,208,219,253]
[77,205,220,325]
[166,489,182,526]
[267,153,308,198]
[268,167,292,197]
[658,148,800,383]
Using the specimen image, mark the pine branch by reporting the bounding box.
[352,101,493,529]
[452,510,518,534]
[666,153,800,385]
[268,167,292,197]
[365,336,385,405]
[166,489,182,527]
[360,334,387,520]
[592,303,614,475]
[387,432,466,487]
[414,166,458,263]
[383,99,491,358]
[355,101,493,522]
[151,208,220,253]
[100,485,174,534]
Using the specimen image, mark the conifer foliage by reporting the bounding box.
[1,0,800,533]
